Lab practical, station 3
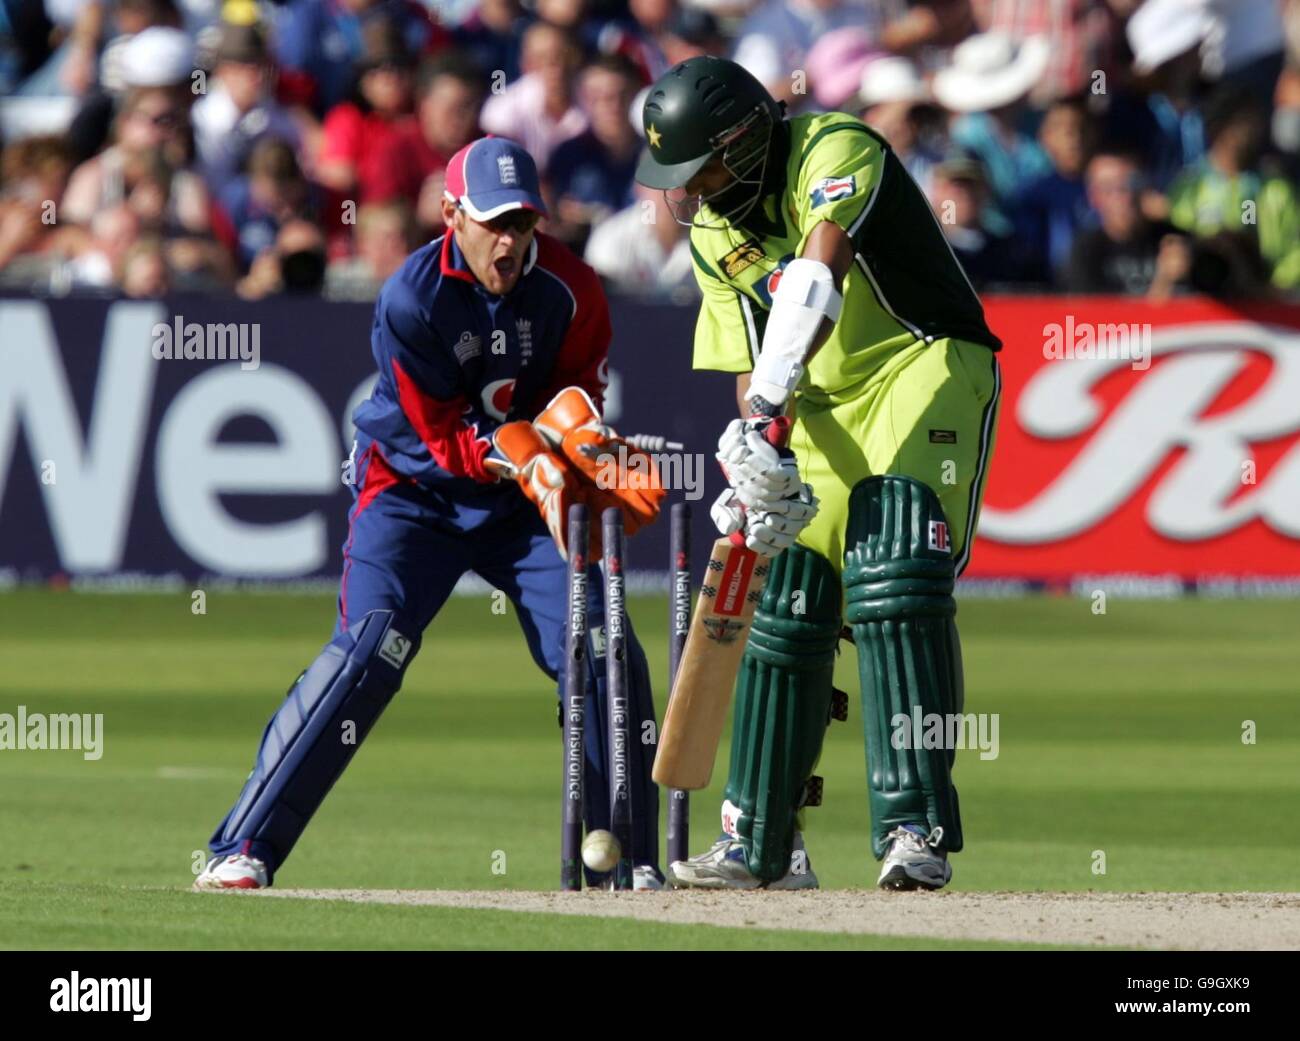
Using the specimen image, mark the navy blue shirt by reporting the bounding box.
[547,131,638,213]
[351,230,611,531]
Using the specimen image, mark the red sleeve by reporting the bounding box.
[533,233,612,413]
[377,278,498,482]
[391,359,495,482]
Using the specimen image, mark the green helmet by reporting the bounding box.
[635,56,784,226]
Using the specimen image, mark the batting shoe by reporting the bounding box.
[193,853,269,891]
[667,832,818,890]
[877,825,951,891]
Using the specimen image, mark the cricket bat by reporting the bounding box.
[653,536,771,790]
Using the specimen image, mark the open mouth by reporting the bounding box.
[493,256,516,279]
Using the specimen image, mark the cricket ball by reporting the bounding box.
[581,830,622,873]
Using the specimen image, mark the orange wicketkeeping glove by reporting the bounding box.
[487,421,591,559]
[533,387,666,534]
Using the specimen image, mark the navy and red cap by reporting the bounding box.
[444,136,549,222]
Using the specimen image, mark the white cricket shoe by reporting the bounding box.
[877,825,951,891]
[193,853,269,891]
[668,832,818,890]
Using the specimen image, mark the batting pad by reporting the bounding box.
[844,475,965,857]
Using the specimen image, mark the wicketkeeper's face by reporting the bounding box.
[446,202,540,295]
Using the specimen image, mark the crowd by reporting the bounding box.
[1,0,1299,301]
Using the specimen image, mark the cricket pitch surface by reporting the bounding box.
[258,889,1300,950]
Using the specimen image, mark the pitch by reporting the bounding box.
[0,589,1296,950]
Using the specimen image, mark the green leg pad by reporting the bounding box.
[844,475,965,858]
[722,544,842,882]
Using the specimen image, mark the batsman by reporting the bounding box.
[636,57,1002,891]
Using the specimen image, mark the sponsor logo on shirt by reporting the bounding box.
[809,174,856,209]
[481,378,516,420]
[718,238,765,278]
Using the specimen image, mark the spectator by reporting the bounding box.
[657,6,726,68]
[66,201,141,288]
[374,52,486,229]
[1202,0,1287,118]
[1065,147,1191,299]
[237,216,328,298]
[191,23,301,186]
[879,0,974,57]
[272,0,446,113]
[618,0,677,81]
[934,32,1053,210]
[480,21,586,174]
[315,17,416,200]
[1013,96,1094,284]
[324,200,416,299]
[213,137,318,270]
[66,15,192,164]
[584,179,695,296]
[545,53,642,250]
[1167,86,1300,290]
[453,0,531,84]
[1122,0,1213,202]
[120,234,170,296]
[858,55,946,193]
[0,136,76,274]
[731,0,895,108]
[804,27,881,112]
[969,0,1121,102]
[927,151,1025,288]
[63,84,210,234]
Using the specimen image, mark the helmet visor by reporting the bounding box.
[635,147,714,190]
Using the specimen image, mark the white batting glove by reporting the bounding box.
[716,419,802,509]
[709,488,746,538]
[743,486,819,557]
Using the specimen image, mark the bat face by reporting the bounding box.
[653,538,770,790]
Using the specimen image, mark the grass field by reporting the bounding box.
[0,589,1297,950]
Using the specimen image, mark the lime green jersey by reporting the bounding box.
[689,112,1001,404]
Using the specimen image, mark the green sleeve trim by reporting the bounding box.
[690,241,721,281]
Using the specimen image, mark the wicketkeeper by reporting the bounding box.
[635,57,1002,890]
[195,137,666,891]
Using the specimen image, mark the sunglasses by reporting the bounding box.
[482,209,540,235]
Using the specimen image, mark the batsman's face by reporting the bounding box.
[446,202,540,295]
[683,154,734,199]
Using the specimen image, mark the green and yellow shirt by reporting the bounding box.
[689,112,1001,405]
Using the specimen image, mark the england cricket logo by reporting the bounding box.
[516,318,533,362]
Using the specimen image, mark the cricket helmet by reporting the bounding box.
[635,56,784,227]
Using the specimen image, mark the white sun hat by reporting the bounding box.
[1126,0,1214,75]
[121,27,196,88]
[859,56,932,108]
[931,32,1051,113]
